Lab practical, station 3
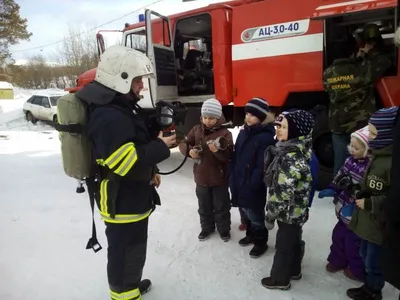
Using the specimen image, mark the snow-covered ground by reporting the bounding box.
[0,89,398,300]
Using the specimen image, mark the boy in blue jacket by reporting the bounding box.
[230,98,276,258]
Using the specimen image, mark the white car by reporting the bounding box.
[23,94,64,124]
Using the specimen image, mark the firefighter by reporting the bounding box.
[76,45,176,300]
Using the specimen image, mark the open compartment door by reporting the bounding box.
[96,30,122,56]
[312,0,398,20]
[145,9,178,104]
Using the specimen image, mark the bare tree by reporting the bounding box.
[54,24,98,87]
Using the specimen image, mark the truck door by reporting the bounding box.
[96,30,122,56]
[311,0,399,107]
[145,9,178,105]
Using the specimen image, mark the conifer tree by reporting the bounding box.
[0,0,32,64]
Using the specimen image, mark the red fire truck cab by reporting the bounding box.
[68,0,400,188]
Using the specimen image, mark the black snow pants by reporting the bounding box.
[195,185,231,233]
[270,221,303,284]
[105,217,149,300]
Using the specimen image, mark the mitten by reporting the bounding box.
[318,188,336,199]
[341,203,355,217]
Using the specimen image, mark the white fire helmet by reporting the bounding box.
[95,45,155,94]
[395,27,400,47]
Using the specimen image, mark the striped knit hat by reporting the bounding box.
[201,99,222,119]
[368,106,399,149]
[245,97,270,122]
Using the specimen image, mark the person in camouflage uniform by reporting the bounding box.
[323,23,392,176]
[261,110,314,291]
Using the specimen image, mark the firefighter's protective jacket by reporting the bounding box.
[78,82,171,223]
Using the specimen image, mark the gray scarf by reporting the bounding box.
[264,140,301,187]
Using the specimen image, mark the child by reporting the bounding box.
[276,109,319,207]
[346,107,397,300]
[264,109,319,267]
[319,125,370,282]
[261,109,314,290]
[230,97,276,258]
[179,99,233,242]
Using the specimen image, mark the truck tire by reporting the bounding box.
[311,105,334,191]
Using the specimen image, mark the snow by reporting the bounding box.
[0,89,399,300]
[0,88,62,132]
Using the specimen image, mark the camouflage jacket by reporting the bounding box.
[264,135,312,226]
[323,58,375,134]
[361,47,393,85]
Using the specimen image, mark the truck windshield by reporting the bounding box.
[125,31,146,53]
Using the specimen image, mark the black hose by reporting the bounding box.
[157,140,190,175]
[156,121,234,175]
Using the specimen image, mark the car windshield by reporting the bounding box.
[50,96,60,106]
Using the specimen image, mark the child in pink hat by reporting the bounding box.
[318,125,370,282]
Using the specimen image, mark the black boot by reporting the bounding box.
[347,285,383,300]
[249,229,268,258]
[139,279,152,295]
[352,286,382,300]
[220,231,231,242]
[249,242,268,258]
[261,276,291,290]
[239,227,254,247]
[346,285,364,298]
[198,230,215,241]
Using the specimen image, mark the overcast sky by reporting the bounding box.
[9,0,228,64]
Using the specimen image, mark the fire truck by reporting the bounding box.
[67,0,400,188]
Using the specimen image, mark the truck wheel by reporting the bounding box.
[53,115,58,124]
[311,105,334,191]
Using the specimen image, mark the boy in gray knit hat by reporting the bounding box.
[179,99,233,241]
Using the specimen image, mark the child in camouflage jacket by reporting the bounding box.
[261,109,315,291]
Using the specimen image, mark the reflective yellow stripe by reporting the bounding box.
[113,148,138,176]
[99,179,109,214]
[100,209,152,224]
[97,142,138,177]
[98,180,151,223]
[110,287,141,300]
[105,142,135,169]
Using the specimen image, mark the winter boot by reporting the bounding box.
[326,262,343,273]
[139,279,152,295]
[220,232,231,242]
[238,223,247,231]
[239,235,254,246]
[348,286,382,300]
[346,285,366,299]
[249,229,268,258]
[198,230,214,241]
[249,243,268,258]
[239,227,254,246]
[261,277,291,290]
